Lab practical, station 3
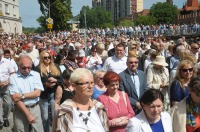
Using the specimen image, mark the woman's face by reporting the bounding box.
[95,74,104,87]
[43,52,51,65]
[91,50,97,56]
[142,98,163,121]
[60,57,66,65]
[106,81,119,95]
[180,64,193,79]
[73,74,94,97]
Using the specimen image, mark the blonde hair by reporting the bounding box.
[70,68,92,83]
[93,70,106,83]
[175,60,194,87]
[39,51,60,77]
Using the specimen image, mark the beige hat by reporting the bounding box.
[153,55,168,66]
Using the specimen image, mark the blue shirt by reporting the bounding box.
[9,70,44,105]
[92,86,105,99]
[128,69,140,98]
[150,119,164,132]
[170,80,189,106]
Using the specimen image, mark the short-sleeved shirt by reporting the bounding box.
[170,80,189,106]
[0,57,15,81]
[9,70,44,105]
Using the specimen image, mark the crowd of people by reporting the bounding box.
[0,29,200,132]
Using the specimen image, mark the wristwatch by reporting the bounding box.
[21,94,25,100]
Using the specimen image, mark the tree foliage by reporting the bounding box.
[149,2,178,24]
[118,19,134,27]
[37,0,72,31]
[79,6,113,28]
[135,15,157,25]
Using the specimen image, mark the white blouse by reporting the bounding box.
[73,107,105,132]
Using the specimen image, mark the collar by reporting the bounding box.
[17,70,34,77]
[128,68,138,75]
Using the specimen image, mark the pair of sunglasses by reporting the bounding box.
[181,68,193,73]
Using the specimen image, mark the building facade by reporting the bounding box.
[176,0,200,24]
[0,0,22,34]
[92,0,143,23]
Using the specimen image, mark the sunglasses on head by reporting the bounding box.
[44,56,51,60]
[181,68,193,72]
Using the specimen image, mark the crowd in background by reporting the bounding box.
[0,27,200,132]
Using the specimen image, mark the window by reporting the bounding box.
[5,4,10,14]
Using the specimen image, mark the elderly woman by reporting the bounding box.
[170,60,194,106]
[146,55,170,111]
[86,46,103,73]
[53,68,109,132]
[34,51,62,132]
[171,76,200,132]
[98,71,135,132]
[92,70,107,99]
[126,89,173,132]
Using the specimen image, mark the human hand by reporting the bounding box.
[1,80,9,87]
[12,93,23,103]
[48,77,57,83]
[136,102,142,109]
[27,113,36,124]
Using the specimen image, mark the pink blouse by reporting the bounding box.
[98,91,135,132]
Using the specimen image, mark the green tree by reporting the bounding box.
[118,19,134,27]
[149,2,178,24]
[135,15,157,25]
[37,0,72,31]
[79,6,113,28]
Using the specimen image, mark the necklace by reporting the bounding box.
[74,98,91,125]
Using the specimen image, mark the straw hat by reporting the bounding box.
[153,55,168,66]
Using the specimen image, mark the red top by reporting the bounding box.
[186,113,200,132]
[98,91,135,132]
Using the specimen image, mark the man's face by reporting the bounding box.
[126,57,138,72]
[115,46,125,59]
[19,59,32,76]
[191,44,199,54]
[4,53,10,59]
[26,44,33,53]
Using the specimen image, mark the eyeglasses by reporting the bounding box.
[92,51,97,52]
[44,56,51,60]
[21,66,32,70]
[129,61,138,64]
[181,68,193,73]
[98,77,103,80]
[75,81,94,87]
[192,47,199,50]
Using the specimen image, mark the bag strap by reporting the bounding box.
[122,91,127,108]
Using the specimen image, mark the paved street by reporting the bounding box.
[1,112,13,132]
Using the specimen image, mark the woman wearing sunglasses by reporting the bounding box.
[170,60,194,106]
[35,51,62,132]
[171,76,200,132]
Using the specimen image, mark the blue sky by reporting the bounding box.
[20,0,187,28]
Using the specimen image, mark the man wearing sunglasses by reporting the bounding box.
[0,49,15,130]
[9,55,44,132]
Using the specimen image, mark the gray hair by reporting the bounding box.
[70,68,92,83]
[17,55,32,66]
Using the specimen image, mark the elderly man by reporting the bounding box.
[20,42,39,67]
[9,55,44,132]
[119,51,147,114]
[0,49,15,129]
[103,43,127,74]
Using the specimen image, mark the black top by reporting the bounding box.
[34,65,62,99]
[60,84,75,104]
